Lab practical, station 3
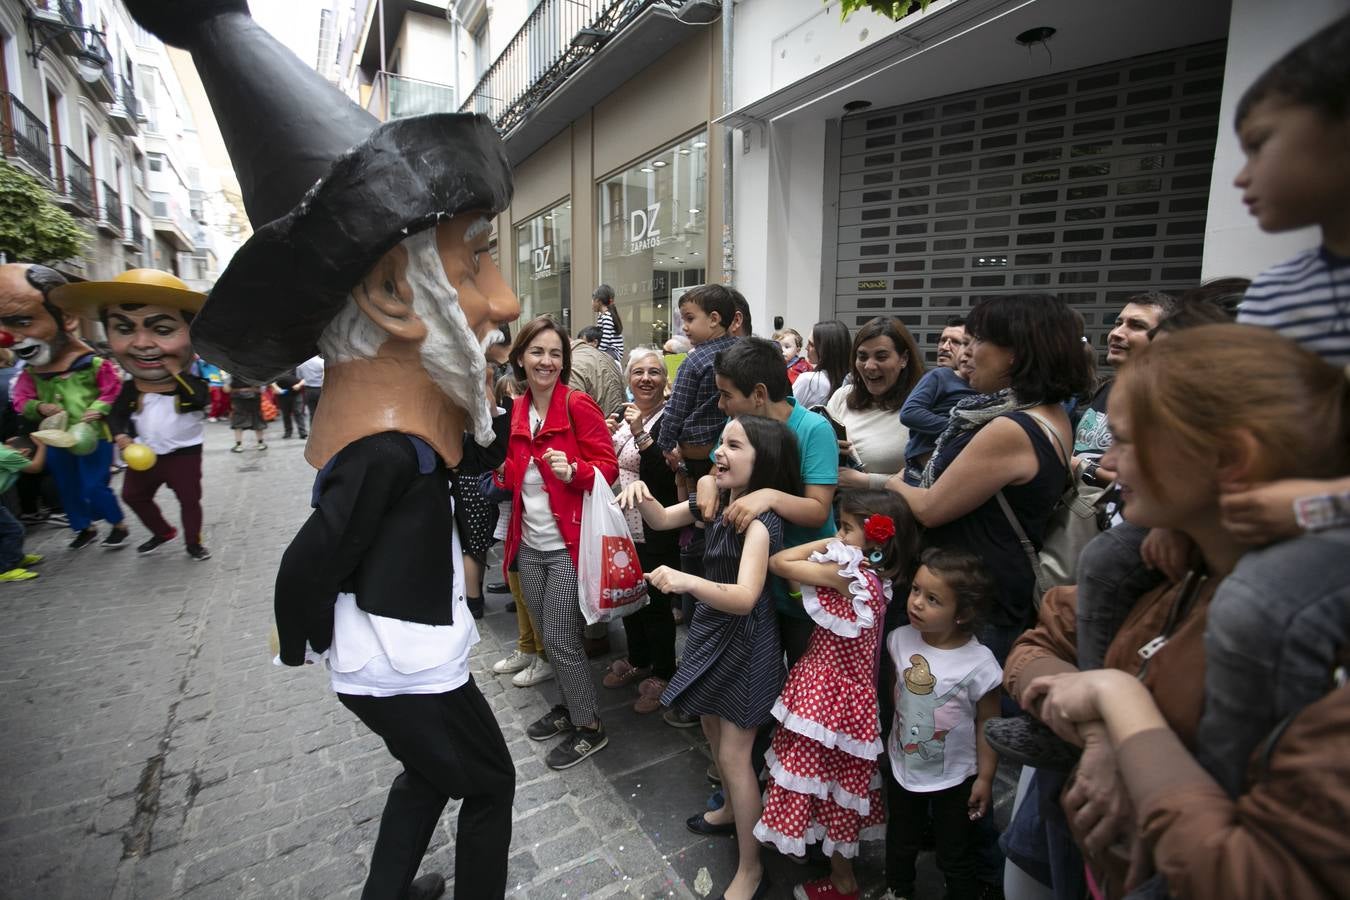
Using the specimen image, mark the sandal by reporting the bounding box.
[633,677,668,713]
[602,659,651,689]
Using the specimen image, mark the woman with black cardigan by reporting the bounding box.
[602,346,681,712]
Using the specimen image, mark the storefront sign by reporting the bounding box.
[628,202,663,253]
[531,245,553,279]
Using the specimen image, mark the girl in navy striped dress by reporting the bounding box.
[620,414,803,900]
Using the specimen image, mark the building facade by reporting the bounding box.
[725,0,1348,363]
[0,0,240,295]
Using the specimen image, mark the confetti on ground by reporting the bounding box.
[694,867,713,896]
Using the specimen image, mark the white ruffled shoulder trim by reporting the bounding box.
[772,699,884,761]
[800,541,890,638]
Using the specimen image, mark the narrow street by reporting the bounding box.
[0,423,946,899]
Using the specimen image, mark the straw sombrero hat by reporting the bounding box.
[50,268,206,318]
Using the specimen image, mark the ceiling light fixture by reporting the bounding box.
[652,160,667,168]
[692,140,707,149]
[1015,26,1056,46]
[640,166,654,173]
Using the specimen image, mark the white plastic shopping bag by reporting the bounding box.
[576,469,649,624]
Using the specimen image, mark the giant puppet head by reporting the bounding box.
[0,264,93,373]
[124,0,520,468]
[50,269,205,393]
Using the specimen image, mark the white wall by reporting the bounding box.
[396,12,456,84]
[1201,0,1346,279]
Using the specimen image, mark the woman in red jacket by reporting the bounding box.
[499,315,620,770]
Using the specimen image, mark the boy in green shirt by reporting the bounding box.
[0,435,48,581]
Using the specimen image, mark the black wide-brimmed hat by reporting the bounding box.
[125,0,512,382]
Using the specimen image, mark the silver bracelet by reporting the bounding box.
[868,473,888,490]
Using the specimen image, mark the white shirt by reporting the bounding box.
[328,505,478,697]
[826,386,910,477]
[131,391,205,455]
[792,370,833,409]
[296,356,325,388]
[886,625,1002,792]
[520,404,565,551]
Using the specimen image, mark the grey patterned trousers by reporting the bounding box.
[516,544,597,727]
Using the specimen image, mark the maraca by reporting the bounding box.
[123,443,157,471]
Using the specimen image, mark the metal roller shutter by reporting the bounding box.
[832,41,1226,365]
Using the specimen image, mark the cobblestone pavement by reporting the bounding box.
[0,424,981,899]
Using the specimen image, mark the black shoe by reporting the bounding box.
[407,872,446,900]
[466,596,484,620]
[137,533,175,555]
[663,707,700,729]
[505,600,517,614]
[299,432,308,439]
[68,527,99,550]
[101,527,130,550]
[545,722,608,770]
[686,812,735,836]
[186,544,212,561]
[984,715,1082,772]
[526,704,574,742]
[486,582,509,594]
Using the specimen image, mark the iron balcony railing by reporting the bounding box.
[116,75,139,120]
[29,0,84,29]
[460,0,685,134]
[365,71,457,121]
[131,213,145,247]
[60,144,95,212]
[101,180,122,232]
[1,92,52,176]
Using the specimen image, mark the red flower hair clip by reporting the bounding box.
[863,514,896,543]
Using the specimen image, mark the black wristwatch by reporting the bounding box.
[1082,461,1101,485]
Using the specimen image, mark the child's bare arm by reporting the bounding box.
[969,688,1002,819]
[647,519,769,615]
[21,441,47,473]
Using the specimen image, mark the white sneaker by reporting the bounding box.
[492,650,535,675]
[512,658,555,687]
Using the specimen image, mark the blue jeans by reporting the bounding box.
[1075,521,1160,670]
[0,505,24,569]
[45,442,123,532]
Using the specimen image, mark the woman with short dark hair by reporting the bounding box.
[887,294,1093,660]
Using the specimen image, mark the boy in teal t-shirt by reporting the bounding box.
[0,435,48,581]
[700,337,838,665]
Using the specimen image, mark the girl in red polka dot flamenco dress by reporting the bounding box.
[754,490,920,900]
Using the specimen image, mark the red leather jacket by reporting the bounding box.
[498,386,619,577]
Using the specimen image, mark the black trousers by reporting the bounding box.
[339,680,515,900]
[623,542,679,679]
[886,771,978,898]
[275,391,307,437]
[303,386,322,424]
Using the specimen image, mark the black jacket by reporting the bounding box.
[106,372,210,440]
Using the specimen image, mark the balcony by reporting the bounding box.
[150,190,197,251]
[53,144,95,217]
[364,71,457,122]
[459,0,701,163]
[107,76,139,135]
[123,211,144,250]
[0,92,53,182]
[98,180,122,235]
[26,0,87,53]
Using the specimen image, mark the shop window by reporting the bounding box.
[597,132,708,347]
[514,199,572,332]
